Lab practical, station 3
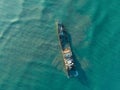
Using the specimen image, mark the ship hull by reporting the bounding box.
[56,22,78,78]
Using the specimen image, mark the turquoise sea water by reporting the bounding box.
[0,0,120,90]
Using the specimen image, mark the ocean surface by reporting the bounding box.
[0,0,120,90]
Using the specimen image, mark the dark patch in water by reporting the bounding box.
[63,25,90,87]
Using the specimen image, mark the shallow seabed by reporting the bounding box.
[0,0,120,90]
